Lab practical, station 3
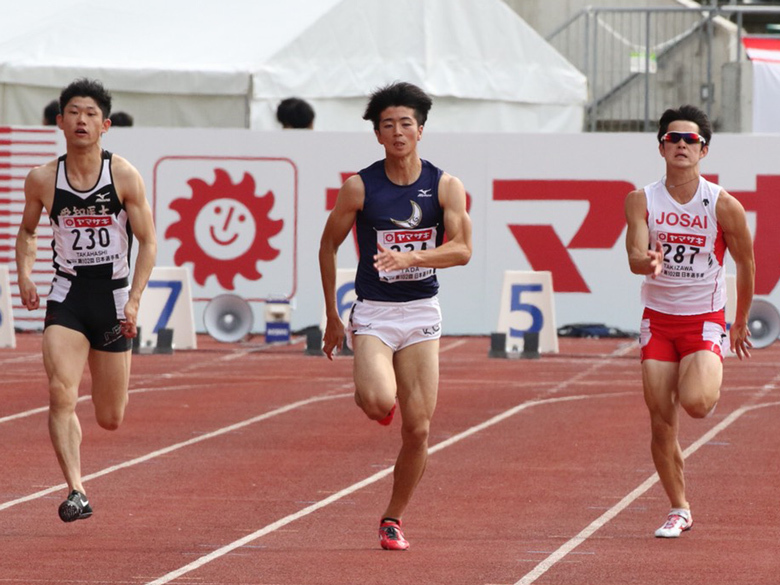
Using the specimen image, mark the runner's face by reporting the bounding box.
[659,120,707,168]
[375,106,422,157]
[59,97,109,146]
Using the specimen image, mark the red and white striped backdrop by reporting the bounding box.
[0,127,60,329]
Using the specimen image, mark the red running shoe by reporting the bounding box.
[377,402,396,426]
[379,519,409,550]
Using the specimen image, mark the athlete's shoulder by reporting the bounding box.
[25,159,57,193]
[625,187,648,205]
[438,171,463,193]
[715,188,746,218]
[334,173,365,212]
[109,152,141,177]
[624,188,649,222]
[342,173,365,193]
[110,153,144,188]
[108,152,146,205]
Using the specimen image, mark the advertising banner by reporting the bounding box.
[2,128,777,336]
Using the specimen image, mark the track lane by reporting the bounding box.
[2,335,779,585]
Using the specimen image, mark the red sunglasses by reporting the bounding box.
[660,131,707,145]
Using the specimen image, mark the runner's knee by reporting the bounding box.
[93,394,128,430]
[680,392,718,419]
[48,379,78,413]
[95,408,124,430]
[362,397,396,421]
[354,388,395,421]
[401,419,430,447]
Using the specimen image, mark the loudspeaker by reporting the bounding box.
[747,299,780,349]
[203,294,254,343]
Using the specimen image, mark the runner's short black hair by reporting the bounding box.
[59,78,112,121]
[362,82,433,131]
[658,104,712,145]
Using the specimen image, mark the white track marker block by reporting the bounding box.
[320,268,357,342]
[724,274,737,358]
[496,270,559,354]
[0,266,16,349]
[725,274,737,326]
[137,266,197,350]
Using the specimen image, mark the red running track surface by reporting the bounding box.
[1,332,779,585]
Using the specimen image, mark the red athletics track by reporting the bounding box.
[1,332,779,585]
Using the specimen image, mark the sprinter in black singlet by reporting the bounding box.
[16,78,157,522]
[319,82,472,550]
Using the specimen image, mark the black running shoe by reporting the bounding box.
[58,490,93,523]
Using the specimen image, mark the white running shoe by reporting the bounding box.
[655,508,693,538]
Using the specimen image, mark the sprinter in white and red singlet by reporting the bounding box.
[625,105,754,539]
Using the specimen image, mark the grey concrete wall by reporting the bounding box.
[502,0,742,131]
[502,0,686,38]
[721,60,753,132]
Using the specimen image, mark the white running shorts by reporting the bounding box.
[348,296,442,352]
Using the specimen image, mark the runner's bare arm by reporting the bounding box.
[625,189,663,278]
[115,155,157,337]
[717,190,755,359]
[15,164,55,310]
[318,175,364,359]
[373,173,472,273]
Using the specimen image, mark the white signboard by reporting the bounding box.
[320,268,358,335]
[136,266,197,350]
[3,129,778,336]
[496,271,558,354]
[0,266,16,349]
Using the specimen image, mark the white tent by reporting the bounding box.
[743,36,780,133]
[0,0,587,132]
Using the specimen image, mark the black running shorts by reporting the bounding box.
[44,276,132,353]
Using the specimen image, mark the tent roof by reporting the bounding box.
[0,0,586,105]
[0,0,342,95]
[252,0,586,105]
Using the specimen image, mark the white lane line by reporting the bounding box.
[0,383,217,425]
[0,354,42,365]
[0,338,629,426]
[0,404,49,424]
[144,391,629,585]
[143,343,635,585]
[514,379,780,585]
[1,376,349,425]
[440,339,468,353]
[0,392,352,512]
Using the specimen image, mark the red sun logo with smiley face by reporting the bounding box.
[165,168,284,289]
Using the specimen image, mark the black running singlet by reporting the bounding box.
[49,150,133,280]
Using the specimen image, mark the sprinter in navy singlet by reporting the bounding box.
[16,78,157,522]
[319,82,472,550]
[354,158,444,302]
